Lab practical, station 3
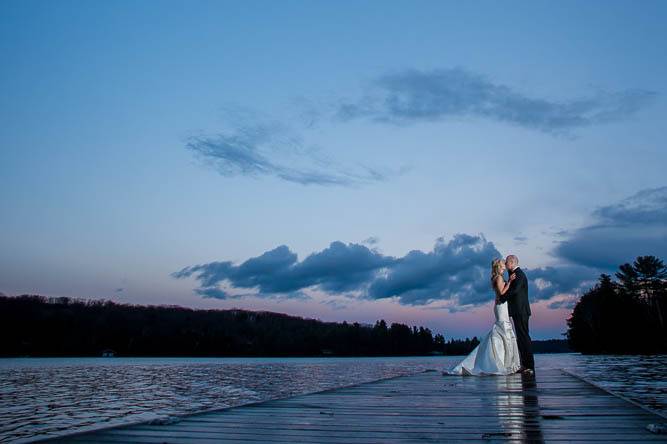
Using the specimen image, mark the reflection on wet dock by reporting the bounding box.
[44,368,667,443]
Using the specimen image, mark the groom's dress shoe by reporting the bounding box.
[521,368,535,376]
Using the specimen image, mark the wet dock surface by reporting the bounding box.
[43,368,667,443]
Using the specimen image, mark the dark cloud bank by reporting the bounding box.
[174,186,667,311]
[555,186,667,270]
[173,234,504,308]
[173,233,595,310]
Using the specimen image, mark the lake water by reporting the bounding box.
[1,354,665,443]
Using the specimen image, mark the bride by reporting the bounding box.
[444,258,522,376]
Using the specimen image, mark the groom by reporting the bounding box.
[499,255,535,375]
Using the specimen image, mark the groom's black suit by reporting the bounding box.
[499,267,534,370]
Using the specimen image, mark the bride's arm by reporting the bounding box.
[494,275,515,301]
[493,276,504,304]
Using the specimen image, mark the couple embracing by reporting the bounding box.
[445,255,535,376]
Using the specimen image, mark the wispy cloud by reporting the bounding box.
[186,121,398,187]
[547,296,579,310]
[186,69,655,186]
[362,236,380,246]
[337,68,657,134]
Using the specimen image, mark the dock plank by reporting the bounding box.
[42,369,667,443]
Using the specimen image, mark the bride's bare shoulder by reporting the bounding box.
[491,274,504,291]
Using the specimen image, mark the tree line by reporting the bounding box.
[0,295,458,357]
[0,294,569,357]
[567,255,667,354]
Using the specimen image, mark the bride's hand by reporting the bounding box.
[509,273,516,281]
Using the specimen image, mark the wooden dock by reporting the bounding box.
[43,368,666,443]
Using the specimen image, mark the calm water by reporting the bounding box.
[1,354,665,443]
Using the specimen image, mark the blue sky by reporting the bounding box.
[2,0,666,339]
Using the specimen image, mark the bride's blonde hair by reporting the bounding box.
[491,258,505,282]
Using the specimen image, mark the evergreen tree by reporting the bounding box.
[567,256,667,354]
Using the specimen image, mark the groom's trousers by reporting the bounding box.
[512,315,535,370]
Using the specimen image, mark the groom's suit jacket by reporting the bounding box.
[499,267,531,318]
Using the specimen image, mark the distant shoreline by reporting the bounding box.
[1,345,572,359]
[1,294,574,357]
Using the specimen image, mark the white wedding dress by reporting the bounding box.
[445,299,521,376]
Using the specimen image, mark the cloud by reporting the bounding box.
[337,68,656,134]
[362,236,379,245]
[187,69,654,185]
[175,185,667,310]
[172,241,397,300]
[114,288,124,293]
[186,123,395,187]
[526,265,599,303]
[554,186,667,269]
[593,186,667,224]
[547,297,579,310]
[173,234,509,310]
[367,234,500,306]
[526,186,667,308]
[194,286,230,299]
[321,297,351,310]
